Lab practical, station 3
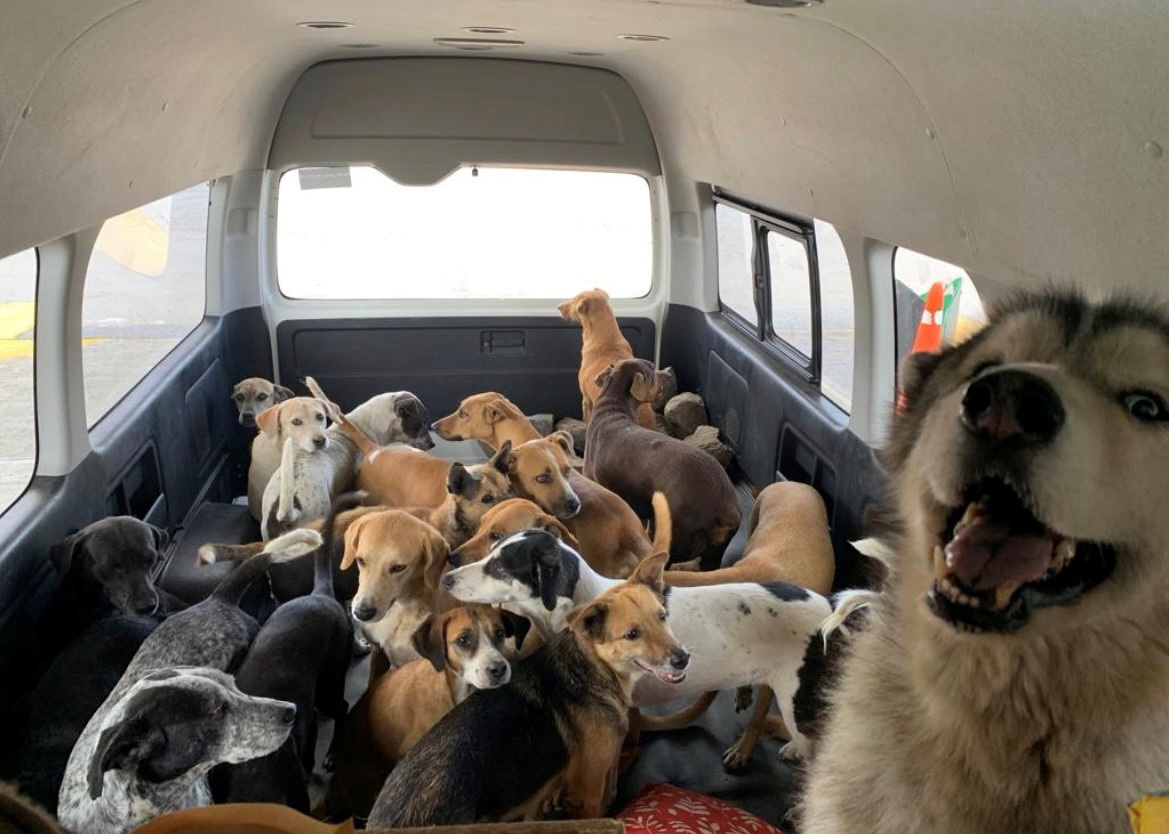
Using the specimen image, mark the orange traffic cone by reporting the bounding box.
[896,282,946,414]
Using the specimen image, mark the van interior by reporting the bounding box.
[0,1,1165,830]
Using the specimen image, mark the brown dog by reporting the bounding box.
[247,396,330,519]
[231,376,294,428]
[450,498,579,566]
[434,393,658,578]
[559,289,656,430]
[325,604,530,820]
[586,358,741,567]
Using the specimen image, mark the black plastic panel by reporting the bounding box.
[275,315,656,417]
[661,304,887,590]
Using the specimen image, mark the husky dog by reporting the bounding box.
[803,292,1169,834]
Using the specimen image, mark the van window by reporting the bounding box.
[82,183,209,426]
[765,228,813,358]
[276,166,652,300]
[716,203,757,326]
[0,247,38,513]
[816,220,855,411]
[893,247,986,366]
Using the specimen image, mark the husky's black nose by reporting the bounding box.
[961,370,1065,443]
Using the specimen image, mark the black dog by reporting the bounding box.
[210,497,354,811]
[5,615,159,814]
[41,517,184,656]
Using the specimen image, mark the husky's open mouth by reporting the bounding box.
[928,478,1116,632]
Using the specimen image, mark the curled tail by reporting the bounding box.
[305,376,379,460]
[212,529,322,606]
[638,691,717,731]
[650,492,671,556]
[314,492,366,597]
[818,589,882,649]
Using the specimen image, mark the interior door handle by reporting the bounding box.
[480,330,525,354]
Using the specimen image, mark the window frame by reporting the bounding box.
[713,190,821,385]
[0,246,39,517]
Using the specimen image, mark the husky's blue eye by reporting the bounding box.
[1121,391,1168,423]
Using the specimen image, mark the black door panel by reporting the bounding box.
[661,304,886,589]
[276,315,656,417]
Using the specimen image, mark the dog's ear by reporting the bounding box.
[897,350,945,415]
[255,402,282,437]
[147,523,170,553]
[533,537,562,612]
[489,440,512,476]
[422,529,451,590]
[593,364,615,391]
[484,398,512,425]
[630,371,653,403]
[412,614,448,673]
[49,531,85,576]
[499,609,531,652]
[629,552,669,596]
[273,384,295,403]
[538,515,579,549]
[340,515,371,571]
[88,695,164,800]
[567,600,608,641]
[548,431,574,458]
[447,462,480,500]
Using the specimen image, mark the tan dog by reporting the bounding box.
[247,397,330,520]
[434,393,658,577]
[450,498,579,567]
[231,377,294,428]
[326,604,530,820]
[340,509,451,666]
[559,289,656,430]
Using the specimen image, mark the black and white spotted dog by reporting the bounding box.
[442,529,833,759]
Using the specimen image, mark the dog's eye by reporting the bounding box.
[658,610,667,622]
[316,413,325,422]
[624,628,640,641]
[291,418,303,426]
[457,631,472,647]
[1121,390,1169,423]
[390,564,407,574]
[482,495,495,505]
[535,474,551,485]
[356,557,366,569]
[257,392,268,401]
[494,627,505,641]
[234,393,245,402]
[458,409,468,419]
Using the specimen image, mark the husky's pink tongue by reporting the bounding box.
[944,514,1055,591]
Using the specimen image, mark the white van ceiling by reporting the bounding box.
[1,0,1166,298]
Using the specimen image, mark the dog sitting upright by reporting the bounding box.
[585,358,742,567]
[559,288,656,430]
[231,377,294,428]
[803,292,1169,834]
[367,553,688,827]
[249,396,331,523]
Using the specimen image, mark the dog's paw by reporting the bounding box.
[352,633,373,657]
[722,741,751,773]
[196,544,218,566]
[734,685,754,713]
[670,557,703,572]
[778,741,806,765]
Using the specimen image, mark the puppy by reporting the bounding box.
[58,529,321,832]
[449,498,580,567]
[68,667,294,834]
[433,392,656,578]
[442,521,832,761]
[367,554,688,827]
[9,615,159,814]
[40,516,181,656]
[586,358,741,567]
[559,288,657,430]
[340,509,451,665]
[325,604,530,821]
[399,459,514,549]
[249,397,330,522]
[211,507,352,812]
[803,292,1169,834]
[231,377,294,428]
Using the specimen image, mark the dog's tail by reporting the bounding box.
[211,529,322,606]
[650,491,671,556]
[276,436,300,525]
[313,492,366,598]
[637,691,717,731]
[305,376,379,460]
[197,540,265,566]
[818,589,882,648]
[851,537,895,571]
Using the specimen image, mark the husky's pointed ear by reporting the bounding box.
[897,350,945,413]
[490,440,512,475]
[273,384,296,403]
[593,364,616,391]
[629,552,668,596]
[499,609,531,651]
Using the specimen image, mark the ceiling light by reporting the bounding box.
[744,0,823,7]
[616,33,670,42]
[297,20,353,30]
[461,26,515,35]
[433,37,525,51]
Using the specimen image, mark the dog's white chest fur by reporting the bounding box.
[363,598,432,666]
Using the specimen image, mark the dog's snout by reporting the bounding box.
[670,648,691,671]
[487,660,508,681]
[960,370,1065,444]
[313,435,327,449]
[280,703,297,725]
[448,551,463,568]
[353,603,377,622]
[416,433,436,451]
[563,496,581,518]
[441,574,456,590]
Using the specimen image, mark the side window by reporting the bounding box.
[816,220,855,411]
[716,203,757,326]
[83,183,209,426]
[0,248,38,513]
[893,247,986,369]
[765,228,813,358]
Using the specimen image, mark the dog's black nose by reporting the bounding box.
[487,660,508,681]
[313,435,327,449]
[353,603,376,622]
[670,649,690,671]
[417,433,436,451]
[560,497,581,519]
[441,574,456,590]
[448,551,463,568]
[280,704,297,725]
[960,370,1065,444]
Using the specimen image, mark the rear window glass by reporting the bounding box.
[276,166,652,300]
[0,247,37,513]
[716,203,756,325]
[893,247,986,365]
[766,228,813,358]
[83,183,209,426]
[816,220,855,411]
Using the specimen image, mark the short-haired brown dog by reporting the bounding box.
[559,289,657,430]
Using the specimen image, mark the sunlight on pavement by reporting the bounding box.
[0,302,102,360]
